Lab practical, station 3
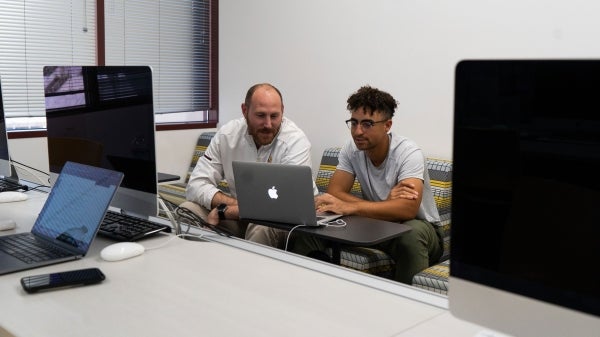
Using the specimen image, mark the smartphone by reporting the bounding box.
[20,267,106,293]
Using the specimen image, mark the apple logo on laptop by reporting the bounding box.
[268,186,278,199]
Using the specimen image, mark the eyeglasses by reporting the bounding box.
[345,118,388,130]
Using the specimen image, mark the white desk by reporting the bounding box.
[0,190,487,337]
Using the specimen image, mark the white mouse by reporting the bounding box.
[0,191,28,203]
[0,219,16,231]
[100,242,145,262]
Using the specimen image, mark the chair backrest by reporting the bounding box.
[185,132,216,183]
[185,131,229,193]
[316,147,362,197]
[426,158,452,260]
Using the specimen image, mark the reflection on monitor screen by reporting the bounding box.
[450,60,600,337]
[44,66,157,219]
[0,76,12,177]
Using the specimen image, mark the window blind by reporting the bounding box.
[104,0,210,116]
[0,0,96,121]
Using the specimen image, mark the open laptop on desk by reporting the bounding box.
[0,161,123,275]
[233,161,341,227]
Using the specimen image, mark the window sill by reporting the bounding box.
[7,122,217,139]
[156,121,217,131]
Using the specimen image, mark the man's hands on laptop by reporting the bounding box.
[315,193,352,215]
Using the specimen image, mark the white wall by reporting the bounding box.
[219,0,600,169]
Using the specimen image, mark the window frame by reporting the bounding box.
[8,0,218,139]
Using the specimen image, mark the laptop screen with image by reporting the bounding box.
[0,161,123,276]
[32,161,124,253]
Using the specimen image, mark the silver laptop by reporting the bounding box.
[233,161,341,227]
[0,161,123,275]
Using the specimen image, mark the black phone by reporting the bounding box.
[20,267,106,293]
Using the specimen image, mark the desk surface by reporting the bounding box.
[254,215,412,246]
[0,190,488,337]
[157,172,180,183]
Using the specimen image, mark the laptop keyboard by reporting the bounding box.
[0,233,71,264]
[0,178,27,192]
[99,210,171,242]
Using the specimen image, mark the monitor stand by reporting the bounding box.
[0,164,28,191]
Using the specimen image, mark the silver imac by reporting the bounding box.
[450,60,600,336]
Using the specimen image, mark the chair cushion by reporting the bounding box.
[158,182,188,206]
[316,147,362,197]
[326,246,395,279]
[411,259,450,295]
[184,131,216,183]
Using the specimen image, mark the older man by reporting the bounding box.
[184,83,315,248]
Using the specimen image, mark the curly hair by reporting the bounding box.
[346,85,397,119]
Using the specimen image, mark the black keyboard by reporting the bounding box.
[98,210,172,241]
[0,234,71,264]
[0,178,28,192]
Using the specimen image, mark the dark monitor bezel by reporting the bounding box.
[449,59,600,336]
[0,75,13,178]
[44,65,158,218]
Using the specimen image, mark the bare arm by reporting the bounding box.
[387,180,419,200]
[210,191,237,208]
[317,170,423,222]
[325,170,364,202]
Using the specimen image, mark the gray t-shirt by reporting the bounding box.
[337,133,441,225]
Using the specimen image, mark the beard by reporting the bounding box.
[250,125,279,146]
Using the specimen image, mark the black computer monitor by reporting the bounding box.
[450,60,600,336]
[44,66,158,219]
[0,75,12,178]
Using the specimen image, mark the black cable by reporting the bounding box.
[174,206,233,238]
[27,185,51,193]
[9,159,50,177]
[158,197,233,238]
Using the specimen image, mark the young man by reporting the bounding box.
[184,83,316,248]
[293,85,444,284]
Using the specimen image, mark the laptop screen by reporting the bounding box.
[31,161,123,253]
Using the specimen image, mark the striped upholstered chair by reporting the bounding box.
[317,147,453,284]
[158,132,221,206]
[411,159,452,294]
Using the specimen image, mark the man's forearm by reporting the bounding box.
[329,190,363,203]
[210,191,237,209]
[341,198,419,222]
